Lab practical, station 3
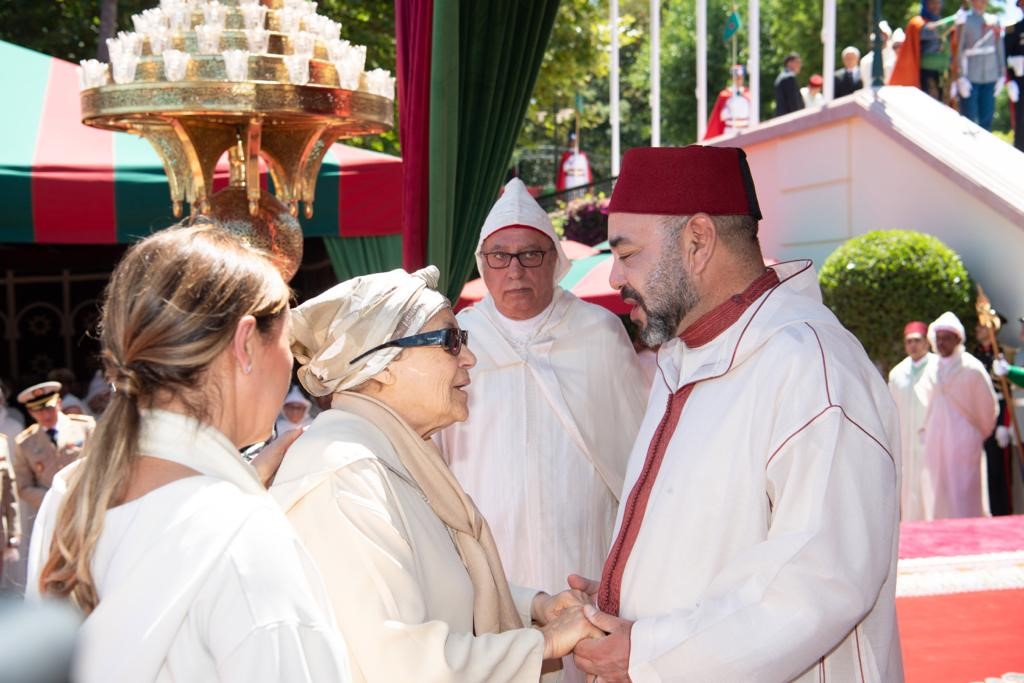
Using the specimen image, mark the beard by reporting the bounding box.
[624,249,700,347]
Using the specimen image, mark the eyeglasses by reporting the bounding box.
[481,249,550,269]
[349,328,469,365]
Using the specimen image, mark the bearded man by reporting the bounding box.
[568,145,903,682]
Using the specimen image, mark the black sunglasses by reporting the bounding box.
[349,328,469,365]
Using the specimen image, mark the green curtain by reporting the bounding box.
[323,235,403,282]
[427,0,560,301]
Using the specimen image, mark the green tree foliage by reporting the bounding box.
[0,0,149,62]
[0,0,398,154]
[317,0,398,155]
[515,0,613,184]
[519,0,921,185]
[818,229,976,372]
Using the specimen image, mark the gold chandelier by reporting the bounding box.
[77,0,395,279]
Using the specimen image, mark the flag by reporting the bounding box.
[723,10,742,41]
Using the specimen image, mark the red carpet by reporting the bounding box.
[900,516,1024,560]
[897,517,1024,682]
[897,589,1024,682]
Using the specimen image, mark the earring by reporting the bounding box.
[244,364,253,375]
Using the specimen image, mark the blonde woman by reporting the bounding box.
[28,225,351,683]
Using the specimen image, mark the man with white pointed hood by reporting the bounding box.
[276,385,313,436]
[921,311,998,519]
[437,178,647,601]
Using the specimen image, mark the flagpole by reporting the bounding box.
[697,0,707,139]
[651,0,661,146]
[611,0,621,175]
[748,0,759,124]
[731,4,738,73]
[822,0,836,101]
[575,112,580,155]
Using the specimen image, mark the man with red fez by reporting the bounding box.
[704,65,751,139]
[888,321,937,521]
[920,312,997,519]
[437,179,647,644]
[568,145,903,682]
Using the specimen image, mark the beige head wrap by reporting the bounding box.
[291,266,449,396]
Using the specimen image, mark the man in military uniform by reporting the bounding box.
[0,434,20,585]
[13,381,94,550]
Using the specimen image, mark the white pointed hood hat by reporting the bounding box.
[475,178,571,283]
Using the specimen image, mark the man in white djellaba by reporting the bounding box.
[889,320,937,521]
[437,178,647,601]
[920,311,998,519]
[568,145,903,682]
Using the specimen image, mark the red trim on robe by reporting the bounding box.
[485,224,551,239]
[680,269,780,347]
[597,268,781,616]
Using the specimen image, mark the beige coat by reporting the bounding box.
[271,408,545,683]
[14,412,94,510]
[14,412,94,555]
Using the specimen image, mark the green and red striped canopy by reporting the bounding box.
[0,40,401,244]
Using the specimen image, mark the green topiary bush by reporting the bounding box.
[819,230,976,373]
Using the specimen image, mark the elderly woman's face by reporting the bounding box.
[381,308,476,438]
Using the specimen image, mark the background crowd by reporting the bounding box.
[891,312,1024,522]
[763,0,1024,149]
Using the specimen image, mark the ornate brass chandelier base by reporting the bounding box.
[81,80,392,219]
[78,0,395,281]
[207,185,304,281]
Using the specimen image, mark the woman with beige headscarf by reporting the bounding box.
[271,266,597,682]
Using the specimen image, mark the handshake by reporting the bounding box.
[531,575,634,681]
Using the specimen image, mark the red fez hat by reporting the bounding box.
[903,321,927,338]
[608,145,762,220]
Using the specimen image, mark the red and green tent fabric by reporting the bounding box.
[0,40,402,245]
[396,0,561,300]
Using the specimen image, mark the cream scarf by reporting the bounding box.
[332,391,524,634]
